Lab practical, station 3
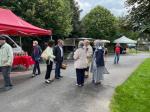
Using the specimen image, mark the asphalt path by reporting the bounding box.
[0,53,149,112]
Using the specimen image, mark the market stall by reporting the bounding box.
[113,36,137,54]
[0,8,51,36]
[113,36,137,44]
[13,55,35,69]
[0,8,52,69]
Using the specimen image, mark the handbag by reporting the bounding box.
[61,63,67,70]
[41,50,48,61]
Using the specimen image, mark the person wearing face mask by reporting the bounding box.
[90,40,109,85]
[0,34,13,91]
[32,41,42,77]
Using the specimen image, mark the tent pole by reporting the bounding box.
[20,36,22,47]
[136,43,137,54]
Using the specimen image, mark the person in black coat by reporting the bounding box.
[53,39,64,79]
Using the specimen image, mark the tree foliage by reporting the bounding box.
[126,0,150,34]
[81,6,117,40]
[116,16,140,40]
[69,0,81,37]
[0,0,74,37]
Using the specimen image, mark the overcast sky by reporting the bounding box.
[75,0,128,18]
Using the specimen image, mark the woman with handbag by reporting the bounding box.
[42,40,55,84]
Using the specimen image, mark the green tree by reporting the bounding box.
[116,16,140,40]
[81,6,117,41]
[44,0,73,37]
[126,0,150,34]
[69,0,81,37]
[0,0,73,37]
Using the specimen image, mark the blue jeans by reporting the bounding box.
[1,66,12,87]
[114,53,120,64]
[33,60,41,74]
[55,62,62,78]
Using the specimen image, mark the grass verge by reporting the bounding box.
[110,58,150,112]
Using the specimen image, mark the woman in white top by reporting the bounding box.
[73,41,88,87]
[44,41,55,84]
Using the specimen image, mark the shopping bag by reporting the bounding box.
[61,63,67,70]
[41,50,48,61]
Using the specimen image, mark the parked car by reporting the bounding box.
[5,35,23,53]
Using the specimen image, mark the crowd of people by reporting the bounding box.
[32,39,109,87]
[33,39,64,84]
[0,34,122,91]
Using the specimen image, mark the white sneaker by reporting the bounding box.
[32,74,36,77]
[45,80,50,84]
[76,84,79,86]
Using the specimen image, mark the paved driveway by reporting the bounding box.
[0,53,149,112]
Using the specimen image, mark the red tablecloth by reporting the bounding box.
[13,56,35,69]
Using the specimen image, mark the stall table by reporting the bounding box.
[13,56,35,69]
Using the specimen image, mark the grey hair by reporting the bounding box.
[33,40,38,45]
[78,41,84,48]
[94,40,103,48]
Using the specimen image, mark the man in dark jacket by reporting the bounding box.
[32,41,42,77]
[53,39,64,79]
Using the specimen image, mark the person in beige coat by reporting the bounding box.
[84,40,93,78]
[74,41,87,87]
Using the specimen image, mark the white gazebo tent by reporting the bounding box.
[100,39,110,43]
[113,36,137,44]
[113,36,137,53]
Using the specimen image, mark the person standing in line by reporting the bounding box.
[32,41,42,77]
[74,41,88,87]
[90,40,109,85]
[53,39,64,79]
[44,40,55,84]
[114,43,121,64]
[0,35,14,91]
[104,48,108,56]
[84,40,93,78]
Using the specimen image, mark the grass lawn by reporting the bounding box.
[127,48,150,54]
[110,58,150,112]
[127,49,142,54]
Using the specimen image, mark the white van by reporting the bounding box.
[5,35,23,53]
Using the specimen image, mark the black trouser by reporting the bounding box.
[45,61,53,80]
[76,69,85,85]
[85,67,89,72]
[33,60,41,74]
